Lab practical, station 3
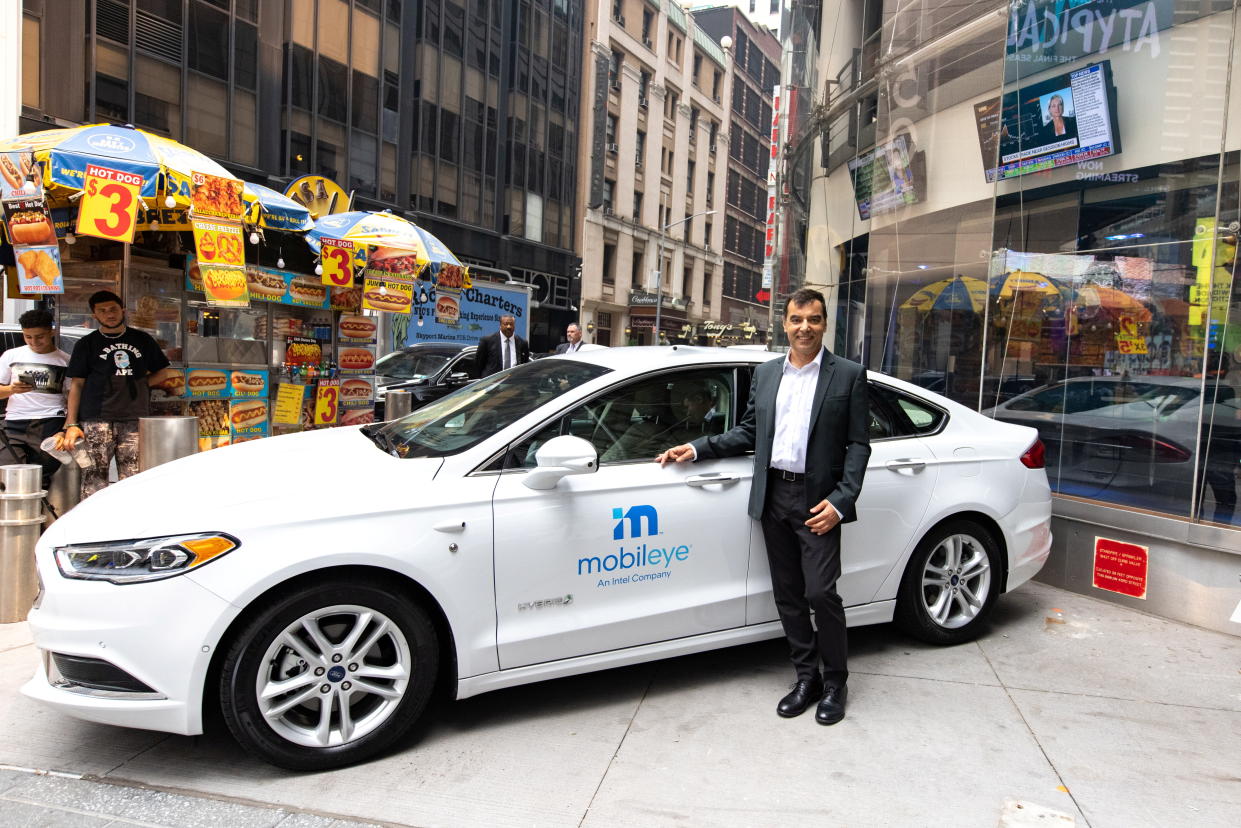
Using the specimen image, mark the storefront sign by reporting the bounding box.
[1092,536,1148,599]
[396,281,530,349]
[319,237,357,287]
[314,379,341,426]
[14,245,64,294]
[76,164,143,243]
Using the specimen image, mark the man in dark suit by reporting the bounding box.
[474,314,530,378]
[554,323,584,354]
[657,287,870,725]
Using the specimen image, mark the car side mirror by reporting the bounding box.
[523,435,599,490]
[447,371,471,384]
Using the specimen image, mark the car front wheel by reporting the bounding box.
[895,519,1000,645]
[219,581,438,770]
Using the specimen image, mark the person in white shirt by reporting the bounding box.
[554,323,584,354]
[657,288,871,726]
[0,308,71,488]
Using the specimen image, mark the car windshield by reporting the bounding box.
[373,359,611,458]
[374,350,452,380]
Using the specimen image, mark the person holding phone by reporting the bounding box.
[0,308,70,488]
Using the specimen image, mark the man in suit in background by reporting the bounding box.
[554,323,584,354]
[657,287,870,726]
[474,314,530,378]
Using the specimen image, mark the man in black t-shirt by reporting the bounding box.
[58,291,172,499]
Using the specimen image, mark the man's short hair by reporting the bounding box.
[18,308,54,330]
[786,287,827,314]
[88,290,124,310]
[566,323,581,331]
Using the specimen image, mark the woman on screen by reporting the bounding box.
[1039,94,1077,147]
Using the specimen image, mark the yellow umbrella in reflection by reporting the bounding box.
[900,275,989,313]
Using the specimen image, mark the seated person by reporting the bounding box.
[601,384,670,463]
[661,379,722,443]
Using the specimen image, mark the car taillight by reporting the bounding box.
[1020,438,1046,469]
[1108,433,1192,463]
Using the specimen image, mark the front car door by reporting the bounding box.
[490,365,754,669]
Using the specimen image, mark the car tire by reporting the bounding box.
[219,580,438,770]
[895,519,1001,646]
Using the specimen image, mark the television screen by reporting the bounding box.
[975,61,1120,182]
[848,135,923,220]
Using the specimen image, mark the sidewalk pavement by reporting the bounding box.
[0,581,1238,828]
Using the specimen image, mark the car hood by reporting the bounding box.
[47,427,443,545]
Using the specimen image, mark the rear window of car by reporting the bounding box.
[868,382,947,439]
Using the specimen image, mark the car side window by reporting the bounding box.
[504,369,735,469]
[868,382,945,438]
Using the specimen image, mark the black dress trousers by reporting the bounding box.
[760,473,849,688]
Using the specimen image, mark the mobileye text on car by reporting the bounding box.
[24,346,1052,769]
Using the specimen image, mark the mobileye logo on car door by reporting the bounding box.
[579,505,691,587]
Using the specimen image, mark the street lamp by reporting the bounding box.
[654,208,715,344]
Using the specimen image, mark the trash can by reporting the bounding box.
[385,389,413,420]
[0,464,45,623]
[139,416,199,472]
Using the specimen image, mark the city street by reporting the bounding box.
[1,580,1238,827]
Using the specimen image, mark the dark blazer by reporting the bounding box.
[474,331,530,377]
[691,350,871,522]
[1039,115,1077,146]
[554,342,583,355]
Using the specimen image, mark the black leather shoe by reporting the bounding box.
[777,677,823,718]
[815,684,848,725]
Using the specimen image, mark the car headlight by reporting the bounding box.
[54,533,239,584]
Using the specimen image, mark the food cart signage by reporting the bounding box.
[76,164,143,243]
[319,238,357,287]
[230,398,269,439]
[273,383,305,426]
[13,245,64,294]
[1092,536,1148,599]
[190,172,244,221]
[1114,314,1147,354]
[314,379,341,426]
[361,276,414,314]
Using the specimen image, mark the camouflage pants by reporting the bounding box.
[81,420,140,500]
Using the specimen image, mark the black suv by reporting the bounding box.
[374,342,478,419]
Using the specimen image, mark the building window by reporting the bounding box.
[633,191,643,220]
[610,50,623,88]
[603,242,616,285]
[603,179,615,211]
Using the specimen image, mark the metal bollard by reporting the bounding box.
[47,461,80,517]
[385,389,413,420]
[139,416,200,472]
[0,464,46,623]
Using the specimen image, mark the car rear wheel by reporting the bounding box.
[220,581,438,770]
[895,519,1000,645]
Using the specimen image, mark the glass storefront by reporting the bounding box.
[795,0,1240,528]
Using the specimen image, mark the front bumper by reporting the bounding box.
[22,561,239,736]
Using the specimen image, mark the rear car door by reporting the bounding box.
[745,380,943,622]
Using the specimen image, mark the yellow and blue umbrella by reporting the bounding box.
[0,123,236,205]
[900,275,989,313]
[306,211,467,282]
[243,182,313,232]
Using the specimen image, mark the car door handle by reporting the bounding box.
[885,458,927,471]
[685,473,741,487]
[433,520,466,533]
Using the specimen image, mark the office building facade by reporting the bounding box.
[576,0,729,346]
[18,0,585,351]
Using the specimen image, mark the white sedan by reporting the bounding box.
[24,346,1052,769]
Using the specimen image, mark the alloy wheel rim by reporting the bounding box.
[919,534,991,629]
[256,604,412,748]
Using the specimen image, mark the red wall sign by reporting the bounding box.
[1092,537,1148,599]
